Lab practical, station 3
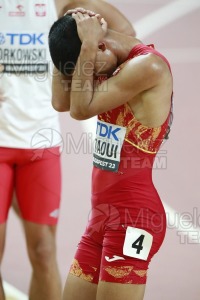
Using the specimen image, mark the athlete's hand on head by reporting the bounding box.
[72,12,107,44]
[65,7,97,17]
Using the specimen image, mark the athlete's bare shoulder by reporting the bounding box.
[56,0,135,36]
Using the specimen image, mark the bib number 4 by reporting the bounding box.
[123,227,153,261]
[132,234,145,254]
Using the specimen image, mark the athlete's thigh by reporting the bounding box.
[63,274,97,300]
[96,205,166,300]
[0,148,17,257]
[97,281,145,300]
[15,147,61,225]
[69,235,102,284]
[96,226,147,300]
[100,225,149,285]
[99,203,166,283]
[0,148,15,223]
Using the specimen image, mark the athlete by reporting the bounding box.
[49,8,173,300]
[0,1,62,300]
[0,1,135,299]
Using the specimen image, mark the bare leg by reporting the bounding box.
[0,277,5,300]
[62,274,97,300]
[23,221,62,300]
[0,223,7,300]
[11,191,21,219]
[96,281,146,300]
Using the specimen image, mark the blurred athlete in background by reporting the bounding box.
[0,1,62,300]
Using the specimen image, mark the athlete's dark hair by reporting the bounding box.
[48,14,81,75]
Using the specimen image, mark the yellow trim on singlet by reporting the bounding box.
[124,138,157,154]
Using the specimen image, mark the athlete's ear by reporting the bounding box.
[98,42,106,52]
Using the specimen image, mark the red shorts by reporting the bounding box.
[69,167,166,285]
[0,147,61,225]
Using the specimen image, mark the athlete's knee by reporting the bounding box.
[28,237,57,270]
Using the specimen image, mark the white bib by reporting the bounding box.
[93,120,126,172]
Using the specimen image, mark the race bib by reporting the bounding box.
[123,226,153,261]
[0,30,49,74]
[93,120,126,172]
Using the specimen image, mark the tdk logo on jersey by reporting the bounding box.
[0,33,6,45]
[96,121,121,141]
[5,33,44,45]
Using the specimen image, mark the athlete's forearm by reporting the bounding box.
[70,41,98,120]
[52,67,71,112]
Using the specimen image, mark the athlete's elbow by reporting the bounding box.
[52,98,70,112]
[70,108,91,120]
